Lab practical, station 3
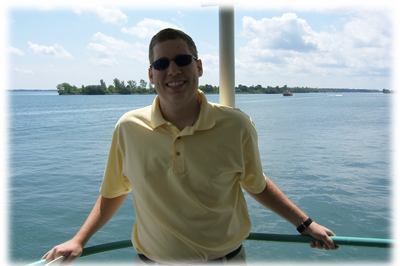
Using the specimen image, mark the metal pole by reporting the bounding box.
[219,5,235,107]
[25,234,393,265]
[247,233,393,248]
[86,234,390,250]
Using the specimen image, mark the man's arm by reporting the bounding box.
[42,193,129,264]
[242,176,338,250]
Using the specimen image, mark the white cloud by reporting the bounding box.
[242,13,318,52]
[28,42,73,59]
[0,17,8,25]
[0,17,14,25]
[87,32,147,66]
[9,46,24,56]
[121,18,180,38]
[37,4,55,11]
[177,10,185,18]
[238,11,392,84]
[158,0,200,6]
[200,54,219,74]
[36,0,64,11]
[240,0,365,13]
[14,68,34,75]
[73,6,128,25]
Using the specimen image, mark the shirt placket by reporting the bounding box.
[166,122,185,173]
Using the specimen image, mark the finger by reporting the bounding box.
[44,249,56,263]
[323,243,331,250]
[62,250,82,264]
[309,242,316,249]
[317,241,324,250]
[332,245,340,250]
[63,255,76,265]
[62,254,81,264]
[41,251,50,260]
[323,235,336,250]
[48,248,69,263]
[326,229,336,237]
[325,231,339,249]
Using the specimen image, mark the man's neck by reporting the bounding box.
[159,98,201,131]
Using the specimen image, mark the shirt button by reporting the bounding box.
[177,136,181,140]
[176,152,181,156]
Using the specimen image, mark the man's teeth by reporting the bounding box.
[167,81,185,87]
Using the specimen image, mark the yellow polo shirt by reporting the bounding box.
[100,90,267,264]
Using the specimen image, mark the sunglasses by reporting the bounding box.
[150,55,197,71]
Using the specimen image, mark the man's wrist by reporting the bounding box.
[296,217,313,233]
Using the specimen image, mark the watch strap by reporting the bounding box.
[296,217,313,233]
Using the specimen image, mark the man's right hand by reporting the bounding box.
[41,194,129,264]
[42,239,83,265]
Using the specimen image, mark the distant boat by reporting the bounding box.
[283,90,293,96]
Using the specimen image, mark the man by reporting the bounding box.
[43,28,337,265]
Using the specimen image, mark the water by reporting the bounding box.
[8,91,392,265]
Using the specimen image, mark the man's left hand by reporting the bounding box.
[302,222,339,250]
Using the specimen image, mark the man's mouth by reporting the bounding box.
[166,81,185,87]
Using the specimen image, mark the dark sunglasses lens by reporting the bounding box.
[152,55,194,70]
[153,59,170,70]
[175,55,193,67]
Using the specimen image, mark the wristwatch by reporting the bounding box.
[296,217,313,233]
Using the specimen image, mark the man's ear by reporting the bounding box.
[148,67,154,84]
[197,59,203,78]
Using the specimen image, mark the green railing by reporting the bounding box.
[26,233,393,265]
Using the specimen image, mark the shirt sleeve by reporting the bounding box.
[239,117,267,194]
[99,123,132,198]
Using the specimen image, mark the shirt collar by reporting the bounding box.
[150,90,215,131]
[195,90,215,131]
[150,96,167,129]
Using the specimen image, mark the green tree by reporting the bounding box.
[139,79,147,89]
[113,78,130,94]
[106,85,116,94]
[200,84,216,93]
[119,85,131,94]
[83,85,105,95]
[237,84,248,93]
[127,80,137,94]
[139,79,148,90]
[148,83,156,94]
[127,80,137,89]
[113,78,121,88]
[100,79,106,89]
[131,79,149,94]
[57,82,78,95]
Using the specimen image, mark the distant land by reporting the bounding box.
[9,89,57,91]
[46,79,391,95]
[9,84,392,94]
[383,89,395,94]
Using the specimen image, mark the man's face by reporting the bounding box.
[148,39,203,107]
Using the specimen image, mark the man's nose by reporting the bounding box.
[167,60,181,75]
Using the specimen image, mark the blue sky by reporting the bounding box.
[5,0,397,91]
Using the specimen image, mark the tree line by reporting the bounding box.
[57,78,155,95]
[235,84,381,94]
[383,89,400,94]
[57,79,381,95]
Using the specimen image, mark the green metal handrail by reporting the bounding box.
[248,233,392,248]
[25,233,393,266]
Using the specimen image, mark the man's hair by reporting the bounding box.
[149,28,198,64]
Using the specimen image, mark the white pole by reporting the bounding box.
[219,5,235,107]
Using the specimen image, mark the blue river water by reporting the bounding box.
[8,91,393,265]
